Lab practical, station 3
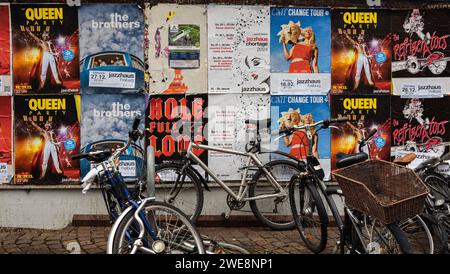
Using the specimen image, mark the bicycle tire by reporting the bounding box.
[249,160,302,230]
[399,215,434,254]
[111,201,205,254]
[155,162,204,224]
[289,176,328,253]
[384,223,413,254]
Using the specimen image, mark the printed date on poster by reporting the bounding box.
[89,71,136,89]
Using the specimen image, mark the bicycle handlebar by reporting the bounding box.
[277,118,350,137]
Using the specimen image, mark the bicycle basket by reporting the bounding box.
[333,159,429,224]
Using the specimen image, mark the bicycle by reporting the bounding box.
[284,118,422,254]
[155,118,304,230]
[71,115,205,254]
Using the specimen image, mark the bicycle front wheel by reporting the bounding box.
[110,201,205,254]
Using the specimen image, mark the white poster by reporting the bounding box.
[208,94,270,180]
[146,4,207,94]
[208,5,270,94]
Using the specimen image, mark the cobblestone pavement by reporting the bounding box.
[0,226,340,254]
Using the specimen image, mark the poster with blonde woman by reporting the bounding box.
[270,7,330,95]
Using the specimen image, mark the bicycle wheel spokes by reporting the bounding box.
[399,215,434,254]
[361,218,403,254]
[295,185,323,245]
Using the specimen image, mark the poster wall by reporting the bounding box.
[14,95,81,184]
[0,4,12,95]
[208,94,270,180]
[270,95,331,175]
[146,94,208,164]
[146,4,207,94]
[208,5,270,94]
[270,7,331,95]
[391,9,450,97]
[79,4,144,94]
[80,94,146,181]
[391,96,450,168]
[330,95,391,170]
[0,96,12,183]
[331,9,391,94]
[11,4,80,94]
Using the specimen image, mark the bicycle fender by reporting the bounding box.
[106,205,134,254]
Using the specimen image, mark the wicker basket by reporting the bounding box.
[333,159,429,224]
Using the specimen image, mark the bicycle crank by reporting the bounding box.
[226,194,246,210]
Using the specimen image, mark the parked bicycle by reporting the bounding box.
[71,115,205,254]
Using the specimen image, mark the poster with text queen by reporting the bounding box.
[208,5,270,94]
[270,7,331,95]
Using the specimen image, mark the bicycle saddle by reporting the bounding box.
[393,153,416,166]
[245,118,271,130]
[335,152,368,169]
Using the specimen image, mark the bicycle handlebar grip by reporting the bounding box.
[71,153,87,160]
[279,128,291,135]
[331,117,350,123]
[132,114,141,130]
[364,128,377,141]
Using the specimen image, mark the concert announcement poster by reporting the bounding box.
[14,95,81,184]
[79,4,144,94]
[0,4,12,95]
[391,96,450,168]
[270,7,331,95]
[11,4,80,94]
[80,94,146,182]
[0,96,13,183]
[391,9,450,97]
[330,94,391,170]
[145,94,208,165]
[331,9,391,95]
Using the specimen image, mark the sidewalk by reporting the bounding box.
[0,226,339,254]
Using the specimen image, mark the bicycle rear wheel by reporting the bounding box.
[399,215,434,254]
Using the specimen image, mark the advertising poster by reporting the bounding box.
[391,96,450,168]
[79,4,144,94]
[391,9,450,97]
[11,4,80,94]
[270,95,331,175]
[14,95,81,184]
[331,9,391,94]
[270,7,331,95]
[208,94,270,180]
[146,4,207,94]
[330,95,391,170]
[0,96,12,183]
[0,4,12,95]
[81,94,146,182]
[146,94,208,164]
[208,5,270,94]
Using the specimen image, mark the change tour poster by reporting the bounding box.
[145,94,208,165]
[14,95,81,184]
[0,4,12,95]
[270,7,331,95]
[79,4,144,94]
[391,9,450,97]
[11,4,80,94]
[0,96,12,183]
[330,95,391,170]
[331,9,392,95]
[271,95,331,176]
[391,96,450,168]
[208,5,270,94]
[208,94,270,181]
[146,4,207,94]
[81,94,146,182]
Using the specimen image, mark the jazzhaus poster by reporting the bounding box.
[0,4,12,95]
[208,5,270,94]
[11,4,80,94]
[391,9,450,97]
[391,96,450,168]
[271,95,331,175]
[0,96,12,183]
[270,7,331,95]
[14,95,80,184]
[330,95,391,170]
[208,94,270,180]
[81,94,146,182]
[79,4,144,94]
[146,4,207,94]
[146,94,208,164]
[331,9,391,94]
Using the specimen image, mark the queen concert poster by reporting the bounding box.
[11,4,80,94]
[0,96,13,183]
[331,9,391,94]
[14,95,81,184]
[330,95,391,170]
